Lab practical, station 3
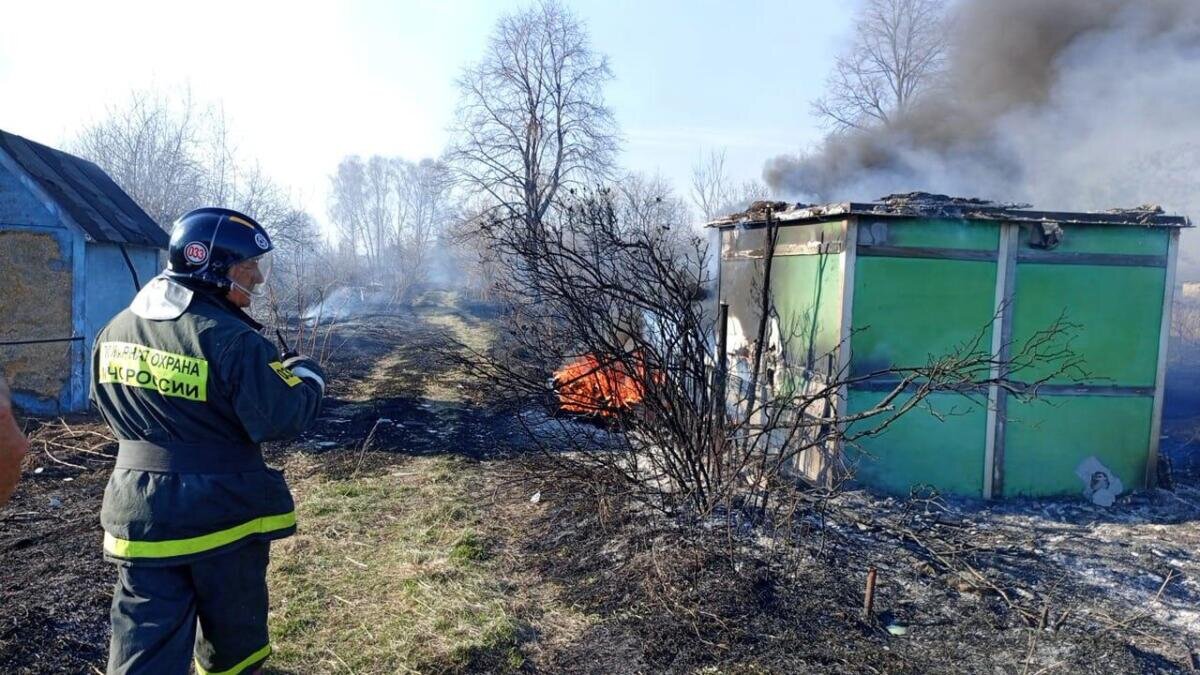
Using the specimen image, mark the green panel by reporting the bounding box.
[1003,395,1152,496]
[1017,224,1168,255]
[845,390,987,496]
[772,254,843,373]
[860,218,1000,251]
[850,257,997,375]
[1009,264,1165,385]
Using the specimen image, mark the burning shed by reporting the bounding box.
[0,129,166,414]
[711,193,1190,499]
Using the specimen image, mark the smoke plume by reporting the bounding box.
[766,0,1200,273]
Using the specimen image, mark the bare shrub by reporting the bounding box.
[259,211,345,366]
[449,191,1082,519]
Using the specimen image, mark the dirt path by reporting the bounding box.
[264,294,592,673]
[0,293,559,674]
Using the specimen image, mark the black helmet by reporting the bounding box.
[166,207,274,290]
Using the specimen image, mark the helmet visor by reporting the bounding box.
[253,251,274,288]
[231,252,274,299]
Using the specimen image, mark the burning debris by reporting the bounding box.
[552,355,645,416]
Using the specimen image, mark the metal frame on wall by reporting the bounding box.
[829,216,858,485]
[1146,229,1181,488]
[983,223,1019,499]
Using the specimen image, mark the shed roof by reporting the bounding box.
[709,192,1192,229]
[0,129,168,248]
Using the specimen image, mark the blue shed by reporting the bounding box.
[0,129,167,414]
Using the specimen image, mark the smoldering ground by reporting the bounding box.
[766,0,1200,274]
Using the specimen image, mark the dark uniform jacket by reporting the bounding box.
[92,276,323,566]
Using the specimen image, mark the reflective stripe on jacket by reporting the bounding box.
[92,277,324,565]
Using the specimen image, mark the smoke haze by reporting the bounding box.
[766,0,1200,274]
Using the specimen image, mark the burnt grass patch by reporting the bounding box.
[5,293,1200,673]
[498,462,1191,674]
[0,417,116,674]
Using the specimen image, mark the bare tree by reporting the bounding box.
[691,150,773,222]
[328,154,459,299]
[733,179,770,208]
[74,88,297,233]
[449,0,618,230]
[690,149,735,222]
[813,0,948,131]
[614,172,691,237]
[393,158,455,287]
[73,89,206,227]
[328,155,393,278]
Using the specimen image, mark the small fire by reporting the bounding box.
[553,354,644,416]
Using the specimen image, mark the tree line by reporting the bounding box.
[68,0,942,362]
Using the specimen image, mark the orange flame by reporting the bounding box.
[554,355,644,416]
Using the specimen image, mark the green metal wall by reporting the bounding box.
[850,258,997,375]
[719,221,846,392]
[719,256,844,404]
[772,254,844,378]
[847,219,1170,498]
[846,390,989,495]
[847,219,998,495]
[1003,395,1154,495]
[1002,226,1169,495]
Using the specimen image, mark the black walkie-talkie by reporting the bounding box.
[276,329,299,360]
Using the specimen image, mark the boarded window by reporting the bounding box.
[0,230,74,401]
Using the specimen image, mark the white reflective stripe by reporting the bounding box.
[288,366,325,396]
[130,276,194,320]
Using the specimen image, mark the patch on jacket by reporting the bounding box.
[269,361,302,387]
[99,341,209,401]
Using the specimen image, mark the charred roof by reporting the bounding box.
[709,192,1191,229]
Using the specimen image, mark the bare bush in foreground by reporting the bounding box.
[450,192,1082,518]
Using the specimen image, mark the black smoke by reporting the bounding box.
[767,0,1200,272]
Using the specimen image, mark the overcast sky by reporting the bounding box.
[0,0,851,225]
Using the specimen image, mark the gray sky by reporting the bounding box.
[0,0,851,225]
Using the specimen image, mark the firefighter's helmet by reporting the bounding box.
[166,207,274,292]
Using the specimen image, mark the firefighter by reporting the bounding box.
[91,207,326,675]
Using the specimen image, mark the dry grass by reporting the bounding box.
[421,310,493,404]
[266,454,524,674]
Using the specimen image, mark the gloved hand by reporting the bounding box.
[283,355,326,397]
